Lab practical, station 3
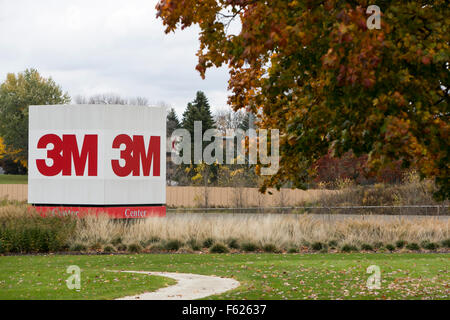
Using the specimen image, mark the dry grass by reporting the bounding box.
[315,180,439,207]
[71,214,449,249]
[1,204,448,252]
[0,205,76,253]
[313,172,449,207]
[0,203,30,218]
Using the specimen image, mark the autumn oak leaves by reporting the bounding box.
[156,1,449,199]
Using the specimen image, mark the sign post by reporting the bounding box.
[28,104,166,218]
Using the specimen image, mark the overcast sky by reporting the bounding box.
[0,0,233,117]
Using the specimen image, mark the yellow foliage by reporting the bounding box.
[0,137,5,158]
[0,137,28,168]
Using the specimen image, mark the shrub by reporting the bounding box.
[127,243,142,253]
[202,238,214,248]
[262,243,278,253]
[226,238,240,249]
[421,241,439,251]
[287,247,298,253]
[328,240,338,248]
[116,244,127,251]
[111,237,122,246]
[373,242,384,249]
[385,244,395,251]
[187,239,201,251]
[426,242,439,250]
[90,242,102,251]
[148,243,165,252]
[140,237,161,247]
[406,243,420,251]
[341,244,358,253]
[301,241,311,247]
[420,240,429,249]
[241,242,258,252]
[311,242,324,251]
[103,245,116,253]
[148,236,161,243]
[0,215,76,253]
[395,240,406,249]
[70,243,87,252]
[441,239,450,248]
[165,239,183,251]
[361,243,374,251]
[209,243,229,254]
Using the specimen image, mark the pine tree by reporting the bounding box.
[180,91,217,185]
[166,108,180,137]
[181,91,215,135]
[166,108,181,185]
[181,91,216,164]
[238,112,250,132]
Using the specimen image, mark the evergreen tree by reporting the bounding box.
[166,107,180,137]
[181,91,216,164]
[238,112,250,132]
[181,91,215,135]
[166,108,180,185]
[180,91,217,185]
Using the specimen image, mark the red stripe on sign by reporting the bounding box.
[32,205,166,219]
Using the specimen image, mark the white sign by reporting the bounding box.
[28,104,166,206]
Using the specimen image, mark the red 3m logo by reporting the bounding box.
[111,134,160,177]
[36,134,160,177]
[36,134,98,176]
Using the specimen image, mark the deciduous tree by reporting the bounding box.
[74,93,149,106]
[0,69,70,165]
[156,1,449,199]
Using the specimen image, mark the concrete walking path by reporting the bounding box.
[114,271,240,300]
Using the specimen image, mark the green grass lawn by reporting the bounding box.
[0,253,448,300]
[0,255,175,300]
[0,174,28,184]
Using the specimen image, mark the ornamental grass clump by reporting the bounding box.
[209,243,229,253]
[0,205,76,253]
